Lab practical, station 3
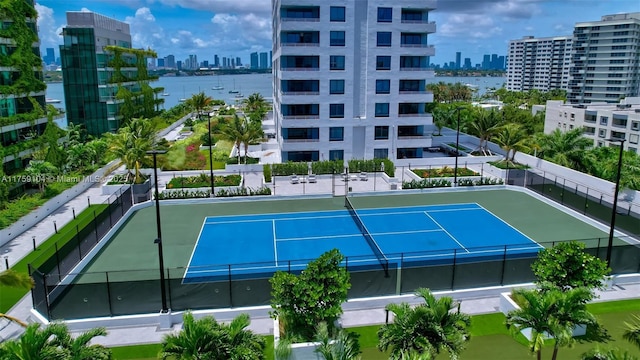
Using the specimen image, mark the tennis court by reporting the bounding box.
[184,199,542,283]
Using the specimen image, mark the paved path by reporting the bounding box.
[1,169,639,347]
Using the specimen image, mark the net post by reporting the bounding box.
[500,245,507,286]
[383,260,389,278]
[54,243,62,282]
[450,249,457,290]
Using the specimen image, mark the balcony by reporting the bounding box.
[398,113,429,117]
[282,138,320,143]
[281,67,319,71]
[281,91,320,96]
[399,90,427,94]
[281,42,319,47]
[281,17,319,22]
[282,115,320,120]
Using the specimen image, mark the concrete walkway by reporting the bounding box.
[1,170,639,347]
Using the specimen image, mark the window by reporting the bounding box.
[329,80,345,94]
[377,32,392,47]
[599,129,607,138]
[375,103,389,117]
[600,116,608,125]
[329,104,344,118]
[377,7,392,22]
[376,56,391,70]
[630,134,639,144]
[374,126,389,139]
[632,121,639,131]
[329,55,345,70]
[329,127,344,141]
[330,6,345,22]
[330,31,345,46]
[374,148,389,159]
[376,79,390,94]
[329,149,344,160]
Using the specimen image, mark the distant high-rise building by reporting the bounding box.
[463,58,471,69]
[506,35,573,92]
[202,60,209,68]
[231,58,236,68]
[259,52,268,69]
[482,55,490,70]
[44,47,55,64]
[568,12,640,104]
[60,11,161,136]
[455,52,461,69]
[214,55,219,67]
[236,57,242,67]
[165,55,175,68]
[177,61,182,70]
[250,52,259,69]
[157,58,165,67]
[223,57,227,68]
[273,0,436,162]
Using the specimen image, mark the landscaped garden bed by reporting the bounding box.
[411,166,479,178]
[166,173,241,188]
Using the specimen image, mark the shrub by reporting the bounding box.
[263,164,272,183]
[216,186,271,197]
[402,178,452,189]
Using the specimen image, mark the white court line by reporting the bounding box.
[272,220,278,267]
[184,218,209,279]
[277,233,364,242]
[475,204,544,249]
[360,207,481,218]
[423,211,470,253]
[206,213,351,225]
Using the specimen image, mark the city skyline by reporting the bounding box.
[35,0,639,67]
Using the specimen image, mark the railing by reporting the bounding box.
[401,19,433,24]
[397,134,431,139]
[282,43,320,47]
[398,113,429,117]
[281,91,320,96]
[281,17,319,22]
[400,44,431,48]
[400,67,430,71]
[282,115,320,120]
[281,67,320,71]
[399,90,427,94]
[282,138,320,143]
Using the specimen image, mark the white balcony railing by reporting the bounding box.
[281,91,320,96]
[282,138,320,143]
[281,67,320,71]
[282,43,320,47]
[398,113,429,117]
[282,115,320,120]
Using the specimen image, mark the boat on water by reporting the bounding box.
[45,98,61,103]
[179,98,187,102]
[162,93,170,96]
[464,83,479,89]
[228,90,239,94]
[235,93,244,99]
[212,86,224,90]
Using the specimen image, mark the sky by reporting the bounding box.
[35,0,640,67]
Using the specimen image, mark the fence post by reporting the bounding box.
[105,272,113,317]
[345,256,348,271]
[93,210,98,240]
[450,249,457,290]
[54,243,62,282]
[228,264,233,306]
[500,245,507,286]
[584,188,589,215]
[395,253,403,295]
[166,269,173,310]
[76,225,82,260]
[43,272,52,320]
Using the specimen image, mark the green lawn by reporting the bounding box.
[108,300,640,360]
[0,204,108,313]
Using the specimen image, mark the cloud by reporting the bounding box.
[35,4,62,55]
[125,7,171,51]
[436,0,543,20]
[438,14,503,39]
[153,0,270,15]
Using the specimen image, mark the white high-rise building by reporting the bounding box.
[272,0,436,162]
[567,13,640,104]
[505,36,573,92]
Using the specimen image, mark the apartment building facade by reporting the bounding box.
[0,0,55,174]
[272,0,436,162]
[544,99,640,153]
[60,11,161,136]
[505,36,573,92]
[567,13,640,104]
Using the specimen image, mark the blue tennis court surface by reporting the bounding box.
[184,203,543,283]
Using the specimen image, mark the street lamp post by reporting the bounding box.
[453,107,464,186]
[147,149,169,313]
[605,139,625,268]
[207,114,215,197]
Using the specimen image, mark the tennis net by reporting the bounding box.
[344,196,389,275]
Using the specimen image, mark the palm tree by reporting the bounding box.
[469,108,502,155]
[55,325,111,360]
[161,312,230,360]
[219,114,264,165]
[494,123,530,164]
[314,322,361,360]
[537,128,593,170]
[24,160,58,192]
[0,269,33,327]
[623,315,640,350]
[186,91,213,122]
[431,106,453,135]
[161,312,264,360]
[243,93,269,123]
[106,118,156,183]
[240,120,265,164]
[582,347,638,360]
[377,288,470,360]
[0,323,69,359]
[506,287,597,360]
[226,313,266,360]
